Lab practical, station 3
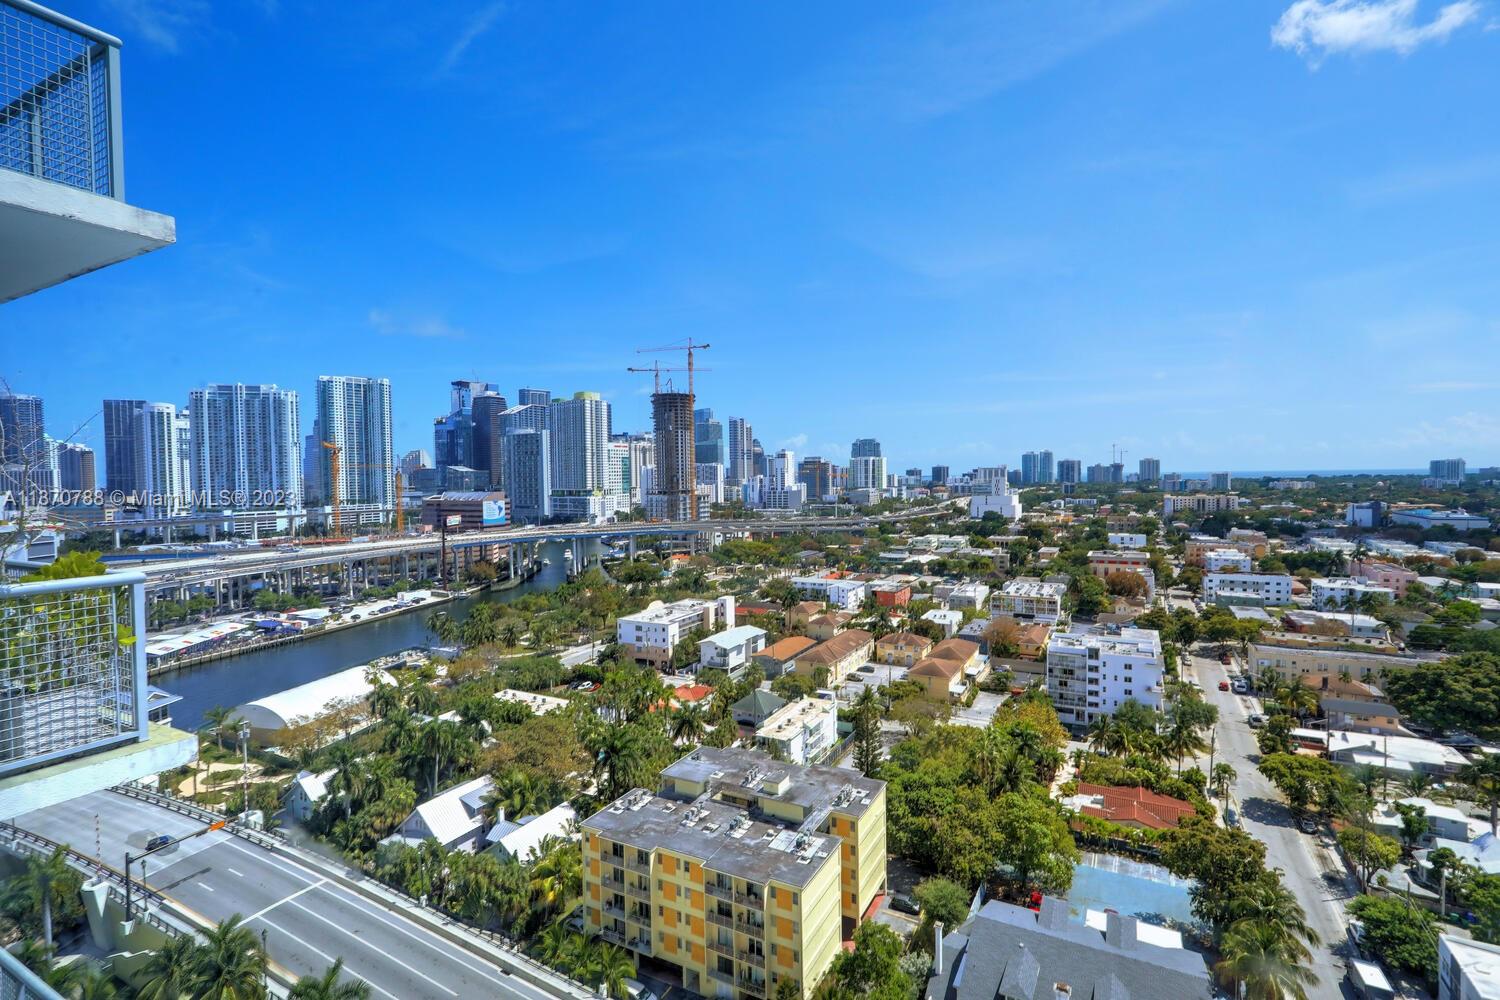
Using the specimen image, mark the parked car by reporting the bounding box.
[1298,815,1319,834]
[888,892,921,916]
[1218,680,1230,691]
[1248,713,1267,728]
[624,979,659,1000]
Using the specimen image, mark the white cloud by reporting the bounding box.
[777,433,810,451]
[1272,0,1482,62]
[367,308,467,340]
[103,0,210,53]
[437,3,506,75]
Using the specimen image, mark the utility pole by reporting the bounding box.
[239,720,251,823]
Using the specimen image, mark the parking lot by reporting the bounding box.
[837,661,908,701]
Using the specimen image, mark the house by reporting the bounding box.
[731,689,787,729]
[869,580,912,607]
[987,617,1052,660]
[787,601,825,628]
[697,624,769,679]
[924,897,1212,1000]
[1063,783,1195,831]
[381,775,494,853]
[751,635,817,678]
[790,574,867,610]
[1438,935,1500,1000]
[805,611,853,642]
[1327,730,1468,778]
[493,689,569,715]
[935,581,990,611]
[1349,559,1420,599]
[615,597,737,670]
[1369,797,1480,844]
[875,631,934,667]
[483,802,577,863]
[792,629,875,687]
[909,639,982,702]
[283,768,336,822]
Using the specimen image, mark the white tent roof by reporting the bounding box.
[233,665,390,732]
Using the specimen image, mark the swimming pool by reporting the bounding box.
[1065,851,1202,931]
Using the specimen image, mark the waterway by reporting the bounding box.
[162,539,607,732]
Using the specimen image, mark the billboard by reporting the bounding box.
[445,514,463,528]
[482,500,506,526]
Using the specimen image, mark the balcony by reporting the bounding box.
[736,977,767,997]
[622,853,652,874]
[0,0,175,302]
[707,938,735,959]
[624,882,651,902]
[737,950,766,969]
[706,883,734,902]
[625,909,651,928]
[736,919,765,939]
[735,892,765,910]
[0,945,63,999]
[0,566,194,817]
[707,911,735,929]
[707,968,736,986]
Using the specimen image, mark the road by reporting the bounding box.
[16,791,566,1000]
[1189,647,1360,1000]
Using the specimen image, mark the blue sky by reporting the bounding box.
[6,0,1499,472]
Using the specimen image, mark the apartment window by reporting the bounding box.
[792,892,799,905]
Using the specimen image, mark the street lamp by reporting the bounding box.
[238,720,251,823]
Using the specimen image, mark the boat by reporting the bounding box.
[541,557,551,565]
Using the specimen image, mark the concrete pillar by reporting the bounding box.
[113,527,121,549]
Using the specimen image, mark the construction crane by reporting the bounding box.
[636,339,711,398]
[320,441,403,538]
[631,340,712,521]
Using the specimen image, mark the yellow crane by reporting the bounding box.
[320,441,403,538]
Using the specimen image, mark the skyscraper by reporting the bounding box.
[930,465,950,485]
[726,416,753,484]
[1138,457,1161,484]
[549,391,622,521]
[649,391,696,521]
[1021,451,1040,485]
[315,375,395,512]
[1057,459,1082,484]
[1429,458,1466,483]
[138,402,189,517]
[798,456,833,500]
[694,408,725,466]
[188,384,302,511]
[850,454,887,491]
[103,399,145,493]
[768,449,795,490]
[517,388,552,407]
[614,432,655,507]
[502,428,551,523]
[400,449,432,474]
[0,390,51,493]
[56,442,95,492]
[471,390,509,487]
[1038,450,1054,484]
[851,437,882,458]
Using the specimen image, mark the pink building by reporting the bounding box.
[1349,559,1418,599]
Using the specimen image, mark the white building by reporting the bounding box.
[1327,730,1467,779]
[698,624,769,679]
[1312,577,1395,610]
[1203,548,1253,573]
[1161,493,1243,518]
[188,383,304,517]
[790,575,867,610]
[616,597,737,669]
[1203,572,1294,607]
[755,697,838,766]
[315,375,395,514]
[849,454,887,491]
[1391,509,1491,532]
[767,449,795,490]
[1107,532,1148,549]
[969,487,1023,520]
[1046,626,1165,728]
[922,608,964,638]
[493,689,569,715]
[992,578,1068,623]
[695,462,725,505]
[283,768,336,822]
[763,484,807,511]
[484,802,578,863]
[139,401,190,518]
[1439,935,1500,1000]
[382,775,493,853]
[232,665,390,743]
[548,391,628,522]
[936,581,990,611]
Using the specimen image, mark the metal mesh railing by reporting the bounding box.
[0,945,64,1000]
[0,571,144,774]
[0,0,117,196]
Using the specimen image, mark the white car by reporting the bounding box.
[623,979,659,1000]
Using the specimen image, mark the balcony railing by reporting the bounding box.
[707,911,735,929]
[0,943,64,999]
[0,0,124,197]
[0,567,148,776]
[706,883,734,902]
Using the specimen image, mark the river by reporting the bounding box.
[160,539,607,732]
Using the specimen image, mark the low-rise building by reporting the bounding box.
[924,897,1212,1000]
[1252,642,1431,683]
[699,625,769,679]
[382,775,493,853]
[921,608,964,638]
[792,629,874,686]
[756,697,839,765]
[1087,549,1151,577]
[1348,559,1420,599]
[1107,532,1148,549]
[1063,783,1195,831]
[283,768,336,822]
[991,578,1067,623]
[484,802,578,863]
[988,616,1053,660]
[805,611,853,642]
[874,631,934,667]
[1045,625,1165,728]
[617,597,737,670]
[1327,730,1467,779]
[1203,548,1253,573]
[868,580,912,607]
[751,636,817,679]
[1439,934,1500,1000]
[907,639,982,702]
[1162,493,1244,518]
[1280,609,1387,639]
[1203,572,1294,607]
[1391,509,1490,532]
[581,747,886,999]
[731,689,787,729]
[786,601,825,628]
[790,574,867,610]
[1312,577,1396,611]
[934,580,990,611]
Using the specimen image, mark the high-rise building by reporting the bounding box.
[549,391,623,521]
[56,442,95,492]
[768,449,795,490]
[471,390,509,487]
[1138,457,1161,483]
[751,438,767,480]
[188,384,302,511]
[850,454,887,491]
[0,390,51,493]
[695,462,725,506]
[726,416,754,484]
[798,456,834,500]
[103,399,145,493]
[930,464,950,485]
[138,402,189,517]
[1057,459,1081,484]
[1021,451,1040,485]
[1038,450,1054,484]
[614,432,655,507]
[501,428,551,523]
[433,379,499,476]
[1429,458,1466,483]
[400,449,432,474]
[649,391,696,521]
[851,437,882,458]
[1209,471,1232,491]
[517,388,552,407]
[315,376,395,512]
[694,407,725,466]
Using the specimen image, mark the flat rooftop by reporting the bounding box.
[998,578,1066,598]
[757,697,835,742]
[662,745,883,821]
[620,599,713,624]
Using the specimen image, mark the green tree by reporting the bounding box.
[190,913,268,1000]
[1160,815,1268,931]
[203,705,235,751]
[1347,895,1439,983]
[1215,919,1319,1000]
[3,846,80,947]
[829,922,910,1000]
[1338,827,1400,890]
[1382,652,1500,739]
[993,792,1078,895]
[913,877,971,929]
[137,933,203,1000]
[289,960,371,1000]
[1461,753,1500,833]
[852,688,883,778]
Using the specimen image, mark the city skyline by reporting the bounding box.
[4,1,1498,469]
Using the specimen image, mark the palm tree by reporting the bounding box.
[1402,772,1436,800]
[418,719,468,796]
[1211,762,1237,805]
[137,934,203,1000]
[594,944,636,999]
[1462,754,1500,833]
[668,704,706,745]
[1215,919,1319,999]
[1163,718,1208,775]
[534,922,574,971]
[290,959,370,999]
[189,914,267,1000]
[1087,715,1117,755]
[5,846,75,947]
[588,724,647,802]
[498,620,523,649]
[529,839,583,917]
[203,706,234,751]
[1229,879,1320,962]
[70,966,120,1000]
[426,610,461,645]
[483,768,551,824]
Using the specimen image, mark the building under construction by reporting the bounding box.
[649,391,696,521]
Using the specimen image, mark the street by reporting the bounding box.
[1189,648,1361,1000]
[16,791,569,1000]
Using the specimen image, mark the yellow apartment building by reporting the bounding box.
[581,747,887,999]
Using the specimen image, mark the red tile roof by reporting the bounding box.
[1074,783,1195,830]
